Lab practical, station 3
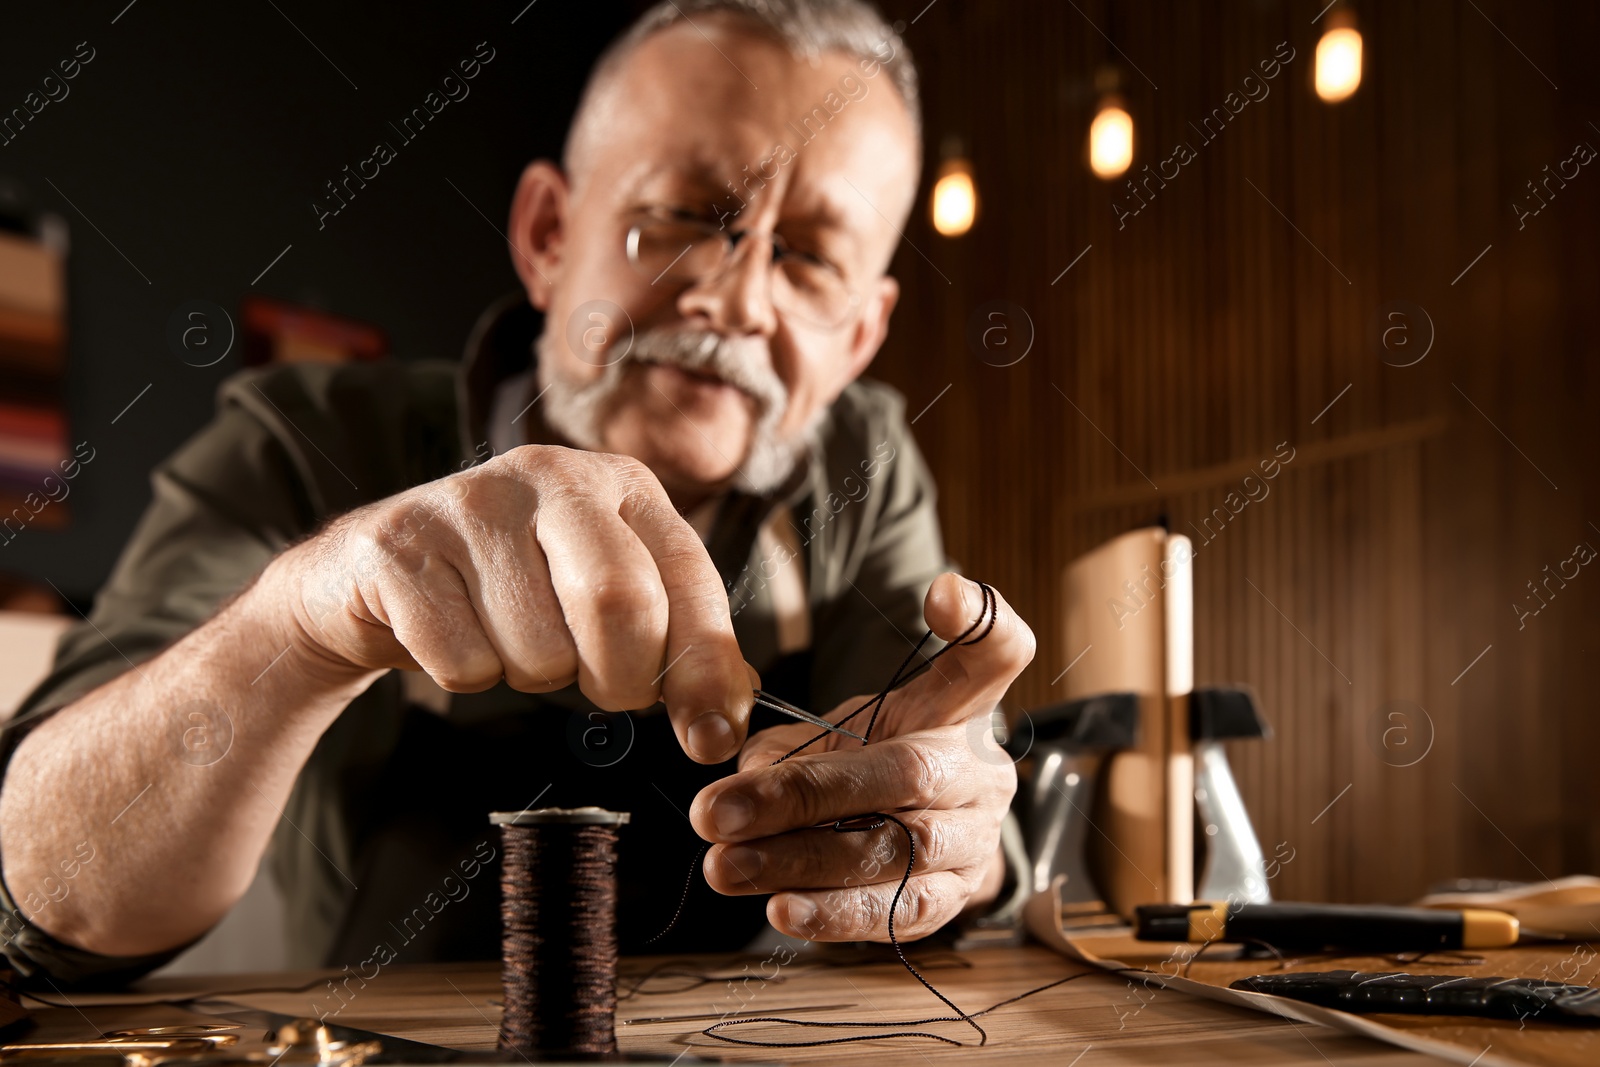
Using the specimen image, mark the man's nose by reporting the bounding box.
[677,235,779,337]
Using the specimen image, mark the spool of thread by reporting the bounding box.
[490,806,631,1057]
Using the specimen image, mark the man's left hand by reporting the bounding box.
[689,574,1034,941]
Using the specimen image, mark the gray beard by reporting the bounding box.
[536,326,816,496]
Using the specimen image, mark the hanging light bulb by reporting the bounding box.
[931,163,976,236]
[1315,10,1363,103]
[930,136,977,237]
[1088,98,1135,179]
[1086,68,1133,180]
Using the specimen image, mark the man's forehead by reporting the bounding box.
[625,19,862,109]
[587,19,919,225]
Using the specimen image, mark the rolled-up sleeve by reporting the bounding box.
[0,388,311,987]
[0,873,187,990]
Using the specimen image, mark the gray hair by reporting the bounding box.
[565,0,921,173]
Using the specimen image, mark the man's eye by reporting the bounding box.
[652,205,714,225]
[786,246,838,272]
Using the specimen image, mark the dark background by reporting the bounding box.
[0,0,634,595]
[4,0,1598,905]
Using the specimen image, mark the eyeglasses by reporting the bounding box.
[624,209,861,329]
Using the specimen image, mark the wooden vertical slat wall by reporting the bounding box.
[867,0,1600,904]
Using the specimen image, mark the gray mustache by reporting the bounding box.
[627,329,787,414]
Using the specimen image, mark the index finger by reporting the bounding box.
[612,461,752,764]
[689,732,983,845]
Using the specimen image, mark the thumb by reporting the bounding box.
[881,574,1035,733]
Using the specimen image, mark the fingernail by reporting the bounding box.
[688,712,735,762]
[712,792,754,836]
[722,845,762,884]
[785,895,817,933]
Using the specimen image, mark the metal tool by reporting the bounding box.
[1015,692,1140,915]
[5,1004,726,1067]
[751,689,864,742]
[1014,687,1273,918]
[1190,686,1274,905]
[8,1017,381,1067]
[620,1002,857,1025]
[0,1026,241,1063]
[183,1002,453,1064]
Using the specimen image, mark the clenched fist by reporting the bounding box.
[265,444,755,763]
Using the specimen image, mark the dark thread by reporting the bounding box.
[779,579,998,762]
[703,583,1033,1048]
[617,950,973,999]
[1183,935,1263,976]
[647,581,1000,947]
[639,583,1029,1047]
[644,842,709,945]
[704,968,1107,1048]
[498,822,621,1056]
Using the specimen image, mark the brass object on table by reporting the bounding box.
[0,1019,379,1067]
[1,1026,235,1067]
[264,1019,381,1067]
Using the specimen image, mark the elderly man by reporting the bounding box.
[0,0,1032,985]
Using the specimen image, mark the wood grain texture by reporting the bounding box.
[865,0,1600,906]
[30,950,1446,1065]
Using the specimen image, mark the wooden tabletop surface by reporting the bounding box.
[18,944,1456,1066]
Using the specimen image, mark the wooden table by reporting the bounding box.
[18,945,1455,1066]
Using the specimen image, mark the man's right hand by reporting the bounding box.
[264,445,752,764]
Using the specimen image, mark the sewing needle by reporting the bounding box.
[751,690,865,742]
[621,1002,858,1025]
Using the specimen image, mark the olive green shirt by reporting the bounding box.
[0,297,949,987]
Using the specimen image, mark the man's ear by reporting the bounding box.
[508,160,568,309]
[841,274,900,384]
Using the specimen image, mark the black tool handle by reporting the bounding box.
[1229,902,1463,951]
[1137,902,1466,951]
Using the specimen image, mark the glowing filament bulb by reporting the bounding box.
[931,161,977,237]
[1315,26,1363,102]
[1089,103,1134,180]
